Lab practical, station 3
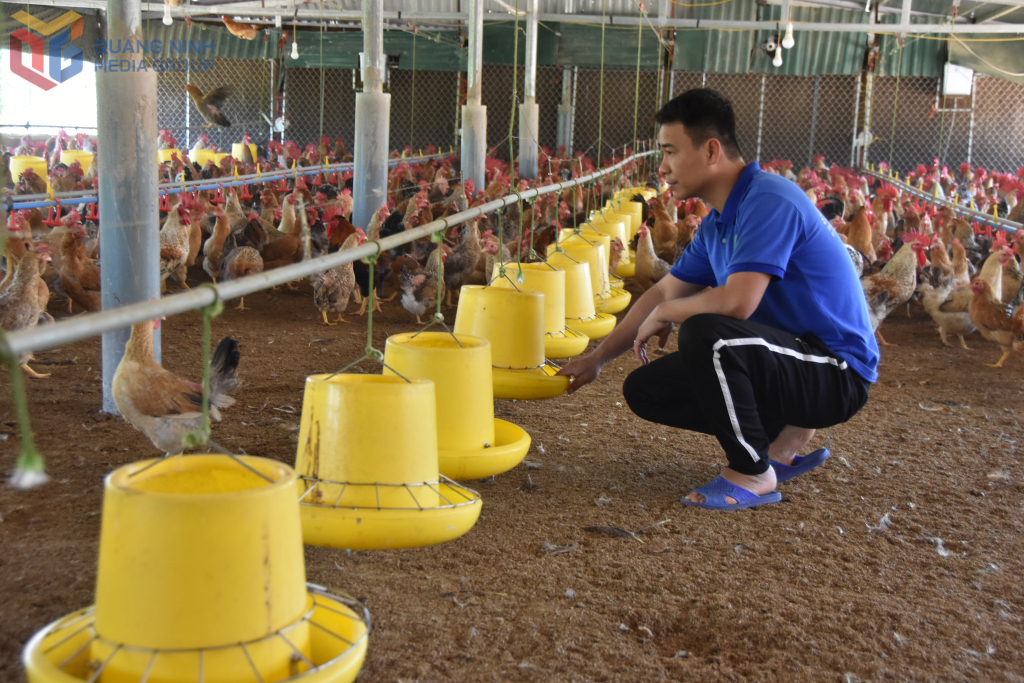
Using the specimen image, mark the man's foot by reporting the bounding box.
[767,426,816,467]
[683,467,777,506]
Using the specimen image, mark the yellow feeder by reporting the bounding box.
[157,148,180,164]
[23,455,369,683]
[492,263,590,359]
[560,240,632,315]
[9,156,50,194]
[454,285,570,400]
[232,142,259,162]
[192,148,217,167]
[597,208,636,242]
[384,332,531,480]
[58,150,94,175]
[547,252,617,339]
[552,230,612,273]
[295,374,482,550]
[214,152,232,165]
[585,217,634,278]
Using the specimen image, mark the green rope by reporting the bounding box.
[508,0,521,187]
[888,45,903,169]
[597,0,606,165]
[410,27,417,151]
[0,329,47,488]
[516,193,525,281]
[182,287,224,450]
[632,14,643,154]
[432,226,446,320]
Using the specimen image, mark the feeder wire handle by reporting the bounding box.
[182,283,224,451]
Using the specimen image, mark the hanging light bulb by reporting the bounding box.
[275,14,282,29]
[162,2,173,25]
[772,45,783,68]
[782,22,795,49]
[291,40,299,59]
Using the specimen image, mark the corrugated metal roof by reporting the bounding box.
[142,18,283,60]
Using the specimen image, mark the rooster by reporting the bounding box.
[861,233,927,346]
[113,320,241,456]
[159,201,193,292]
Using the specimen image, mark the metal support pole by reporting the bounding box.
[556,67,575,156]
[98,0,160,413]
[967,72,977,165]
[461,0,486,192]
[808,74,821,167]
[755,73,766,162]
[352,0,390,229]
[519,0,540,180]
[850,72,861,168]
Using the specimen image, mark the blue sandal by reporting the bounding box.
[680,476,782,510]
[769,448,830,482]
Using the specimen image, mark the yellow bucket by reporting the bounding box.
[232,143,258,162]
[157,148,180,164]
[454,285,570,399]
[384,332,531,480]
[59,150,94,174]
[9,155,48,180]
[492,263,590,359]
[193,148,217,167]
[21,455,370,683]
[295,374,481,549]
[561,240,610,298]
[548,252,617,340]
[598,208,636,241]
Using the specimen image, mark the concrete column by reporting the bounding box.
[518,0,539,180]
[99,0,160,413]
[352,0,391,229]
[461,0,486,192]
[556,67,575,157]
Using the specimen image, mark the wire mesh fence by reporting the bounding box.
[572,67,660,163]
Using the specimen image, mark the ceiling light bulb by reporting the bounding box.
[773,46,783,67]
[291,40,299,59]
[782,23,794,49]
[275,14,282,29]
[162,3,173,25]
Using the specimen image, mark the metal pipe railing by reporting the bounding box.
[862,166,1023,234]
[7,153,452,211]
[5,149,658,358]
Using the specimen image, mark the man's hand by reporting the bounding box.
[633,308,674,365]
[556,355,603,395]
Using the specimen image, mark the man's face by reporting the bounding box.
[657,122,707,201]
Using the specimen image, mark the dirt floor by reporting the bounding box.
[2,270,1024,683]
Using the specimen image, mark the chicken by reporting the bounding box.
[259,198,304,270]
[112,320,241,456]
[919,266,975,350]
[845,207,877,263]
[968,276,1016,368]
[171,198,207,288]
[400,246,444,324]
[220,247,264,310]
[311,229,368,325]
[221,15,262,40]
[977,247,1009,302]
[0,251,52,378]
[203,207,232,282]
[861,234,927,346]
[184,84,234,128]
[951,239,972,290]
[635,224,672,292]
[608,237,625,276]
[647,196,678,263]
[442,222,483,307]
[159,201,193,292]
[59,223,101,313]
[673,214,702,261]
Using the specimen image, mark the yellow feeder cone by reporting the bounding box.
[560,240,631,315]
[156,148,180,164]
[295,375,481,550]
[454,284,570,400]
[23,455,369,683]
[58,151,95,175]
[232,142,259,161]
[547,252,617,340]
[492,263,590,358]
[10,156,48,180]
[192,148,217,167]
[384,332,531,480]
[598,208,636,243]
[585,218,634,279]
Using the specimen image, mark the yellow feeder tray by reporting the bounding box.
[455,285,571,400]
[295,374,482,550]
[58,150,94,174]
[595,209,635,242]
[492,263,591,359]
[384,332,532,480]
[614,259,636,279]
[157,148,180,164]
[193,148,217,167]
[232,142,259,162]
[23,455,369,683]
[596,283,632,315]
[548,251,617,340]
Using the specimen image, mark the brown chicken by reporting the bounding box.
[400,245,444,324]
[442,222,483,307]
[845,207,877,263]
[0,250,52,378]
[950,239,971,290]
[203,207,232,282]
[260,200,304,270]
[635,224,673,293]
[969,276,1016,368]
[919,266,975,350]
[647,196,678,263]
[159,201,193,292]
[219,247,264,310]
[861,234,927,346]
[113,319,241,456]
[608,237,625,276]
[311,229,368,325]
[171,199,207,288]
[674,214,702,261]
[59,224,101,313]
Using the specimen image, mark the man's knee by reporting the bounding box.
[621,365,648,414]
[677,313,728,356]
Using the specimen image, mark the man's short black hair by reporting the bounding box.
[654,89,743,161]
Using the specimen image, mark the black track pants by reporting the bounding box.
[622,313,870,475]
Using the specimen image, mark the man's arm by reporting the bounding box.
[556,275,703,393]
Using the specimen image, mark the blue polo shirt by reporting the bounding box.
[671,161,879,383]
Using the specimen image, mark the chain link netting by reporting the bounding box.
[571,67,660,163]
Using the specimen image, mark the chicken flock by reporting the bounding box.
[3,133,1024,456]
